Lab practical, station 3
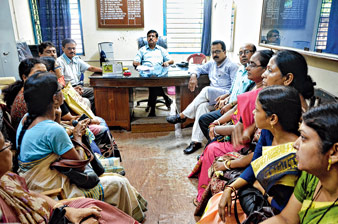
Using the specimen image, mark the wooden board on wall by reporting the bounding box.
[97,0,144,28]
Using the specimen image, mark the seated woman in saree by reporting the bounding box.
[197,85,302,224]
[0,131,139,224]
[16,73,147,222]
[189,50,274,203]
[230,49,315,148]
[262,103,338,224]
[195,50,316,209]
[41,56,119,158]
[3,58,47,129]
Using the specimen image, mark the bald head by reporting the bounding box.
[238,43,256,65]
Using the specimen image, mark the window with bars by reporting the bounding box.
[69,0,84,55]
[163,0,204,54]
[29,0,84,55]
[315,0,332,51]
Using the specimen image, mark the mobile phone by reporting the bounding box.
[78,113,89,121]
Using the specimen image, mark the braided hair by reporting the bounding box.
[14,72,58,172]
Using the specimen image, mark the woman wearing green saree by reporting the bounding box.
[262,103,338,224]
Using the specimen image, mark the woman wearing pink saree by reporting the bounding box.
[189,50,274,203]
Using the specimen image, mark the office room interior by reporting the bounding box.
[1,0,338,223]
[2,0,338,96]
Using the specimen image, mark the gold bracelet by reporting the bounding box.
[223,160,230,170]
[53,202,64,209]
[227,160,231,169]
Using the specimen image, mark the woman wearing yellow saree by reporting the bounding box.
[262,103,338,224]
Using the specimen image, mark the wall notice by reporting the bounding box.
[262,0,308,28]
[97,0,144,28]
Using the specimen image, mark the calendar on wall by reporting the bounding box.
[97,0,144,28]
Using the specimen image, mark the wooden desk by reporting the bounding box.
[90,66,209,130]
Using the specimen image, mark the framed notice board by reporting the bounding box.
[97,0,144,28]
[262,0,308,28]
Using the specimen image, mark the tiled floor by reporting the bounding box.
[111,117,204,223]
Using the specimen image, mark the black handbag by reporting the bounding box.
[51,139,105,189]
[48,206,69,224]
[238,186,269,215]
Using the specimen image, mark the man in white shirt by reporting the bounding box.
[57,38,102,112]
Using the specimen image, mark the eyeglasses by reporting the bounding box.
[44,50,56,54]
[247,61,263,68]
[238,50,254,56]
[66,47,76,51]
[0,141,12,153]
[211,50,223,55]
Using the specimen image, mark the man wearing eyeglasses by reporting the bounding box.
[57,38,102,112]
[198,43,257,141]
[266,29,280,45]
[166,40,238,154]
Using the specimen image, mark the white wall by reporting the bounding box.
[10,0,35,44]
[80,0,164,65]
[10,0,338,95]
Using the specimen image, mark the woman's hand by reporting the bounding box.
[232,122,244,147]
[73,118,90,140]
[65,206,102,224]
[209,126,216,139]
[218,188,233,222]
[214,161,227,171]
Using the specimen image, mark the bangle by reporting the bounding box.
[208,124,216,128]
[223,161,230,170]
[55,66,61,70]
[53,202,64,209]
[225,185,236,193]
[214,126,220,136]
[227,160,231,169]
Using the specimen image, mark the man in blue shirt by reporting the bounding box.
[133,30,174,117]
[166,40,238,154]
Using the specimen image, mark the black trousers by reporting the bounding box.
[82,87,95,113]
[147,87,170,113]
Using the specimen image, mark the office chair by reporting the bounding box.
[187,53,207,64]
[135,36,171,115]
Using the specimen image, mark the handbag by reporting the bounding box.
[237,186,269,216]
[51,139,105,189]
[48,206,69,224]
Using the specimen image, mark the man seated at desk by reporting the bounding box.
[57,38,102,112]
[133,29,174,117]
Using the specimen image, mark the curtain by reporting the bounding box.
[324,0,338,54]
[38,0,71,56]
[201,0,212,56]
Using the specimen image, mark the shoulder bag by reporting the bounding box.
[50,139,105,189]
